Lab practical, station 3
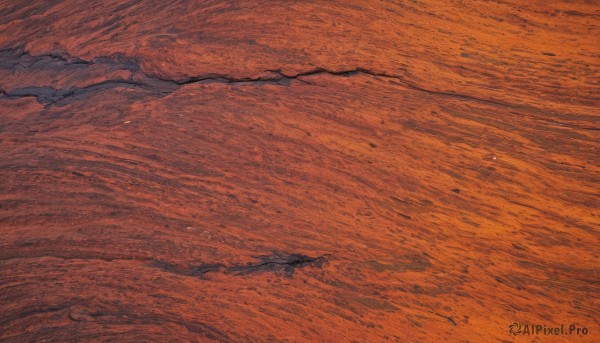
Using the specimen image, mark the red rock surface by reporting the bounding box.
[0,1,599,342]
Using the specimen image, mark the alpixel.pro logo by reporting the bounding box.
[509,322,589,336]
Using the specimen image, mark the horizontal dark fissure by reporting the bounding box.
[154,253,331,278]
[1,47,513,109]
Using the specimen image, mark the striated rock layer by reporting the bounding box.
[0,1,599,342]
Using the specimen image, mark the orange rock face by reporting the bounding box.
[1,1,598,342]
